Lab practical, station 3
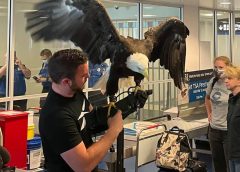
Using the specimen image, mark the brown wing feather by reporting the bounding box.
[144,18,189,89]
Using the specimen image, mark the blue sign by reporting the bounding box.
[185,69,213,102]
[188,79,209,102]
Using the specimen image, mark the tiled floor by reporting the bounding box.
[29,153,212,172]
[29,140,213,172]
[98,140,213,172]
[197,153,213,172]
[98,152,213,172]
[195,140,213,172]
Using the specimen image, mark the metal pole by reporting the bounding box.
[116,130,125,172]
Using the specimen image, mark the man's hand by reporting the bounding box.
[0,64,7,78]
[15,57,31,79]
[15,58,22,66]
[35,76,47,83]
[36,78,42,83]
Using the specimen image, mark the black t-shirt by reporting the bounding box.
[227,92,240,159]
[39,89,93,172]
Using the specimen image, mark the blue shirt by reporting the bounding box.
[0,65,26,96]
[39,62,51,88]
[88,62,108,87]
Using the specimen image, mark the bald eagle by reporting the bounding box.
[25,0,189,103]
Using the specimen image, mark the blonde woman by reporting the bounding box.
[205,56,232,172]
[224,66,240,172]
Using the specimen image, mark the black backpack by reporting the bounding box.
[211,77,219,89]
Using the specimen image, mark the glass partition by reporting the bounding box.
[199,9,214,69]
[233,12,240,66]
[104,1,139,38]
[88,1,138,89]
[1,0,182,115]
[0,0,8,109]
[10,1,76,109]
[0,1,8,57]
[216,11,231,58]
[142,4,181,120]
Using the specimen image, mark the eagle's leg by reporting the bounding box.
[107,95,117,117]
[105,66,120,117]
[134,79,143,95]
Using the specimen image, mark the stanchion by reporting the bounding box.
[116,130,125,172]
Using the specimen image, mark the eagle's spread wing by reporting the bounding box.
[26,0,126,64]
[144,19,189,89]
[26,0,82,41]
[25,0,189,94]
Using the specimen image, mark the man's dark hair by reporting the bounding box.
[48,49,88,83]
[40,49,52,57]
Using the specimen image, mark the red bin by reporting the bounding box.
[0,110,28,169]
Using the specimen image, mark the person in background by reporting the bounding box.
[88,61,108,87]
[88,61,109,107]
[0,52,31,111]
[205,56,232,172]
[34,49,52,108]
[224,66,240,172]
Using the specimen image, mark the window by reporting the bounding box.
[0,0,9,109]
[88,1,138,89]
[199,9,214,69]
[233,12,240,65]
[142,4,182,120]
[216,11,231,57]
[1,0,182,117]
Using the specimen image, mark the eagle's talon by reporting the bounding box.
[107,102,116,118]
[134,85,143,95]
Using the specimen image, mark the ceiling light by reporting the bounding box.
[200,13,223,17]
[18,10,38,13]
[201,13,213,17]
[143,14,157,17]
[220,2,231,5]
[134,14,157,17]
[143,6,153,9]
[221,21,229,24]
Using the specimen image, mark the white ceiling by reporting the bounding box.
[107,0,240,11]
[1,0,240,12]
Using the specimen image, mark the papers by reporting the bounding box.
[124,121,165,141]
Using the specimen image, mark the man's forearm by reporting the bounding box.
[86,129,118,170]
[19,64,31,79]
[0,65,7,78]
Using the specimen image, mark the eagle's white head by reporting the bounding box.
[93,53,149,94]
